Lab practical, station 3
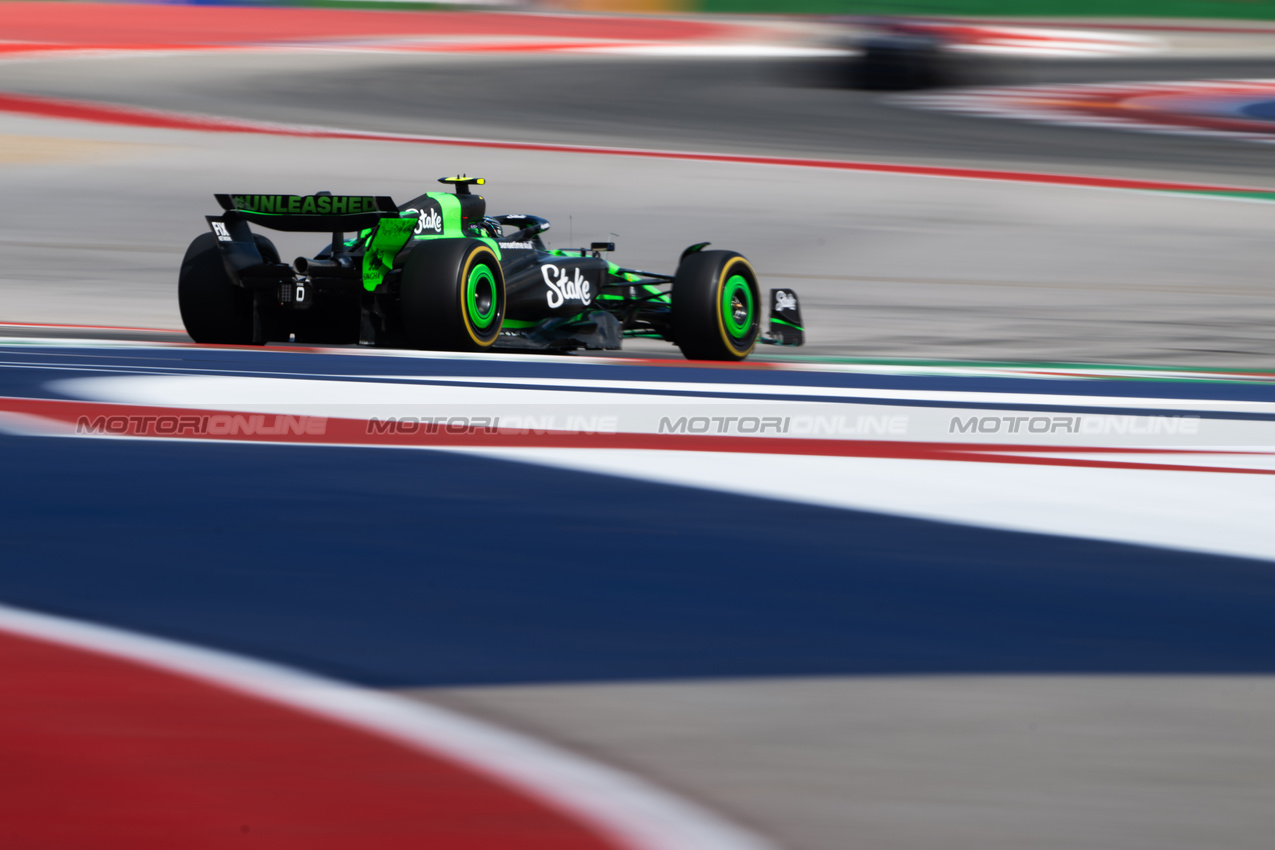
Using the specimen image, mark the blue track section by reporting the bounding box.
[3,433,1275,687]
[1238,100,1275,121]
[4,344,1275,404]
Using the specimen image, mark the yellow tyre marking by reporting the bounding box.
[460,246,502,348]
[714,256,758,359]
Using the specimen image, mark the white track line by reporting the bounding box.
[51,373,1275,416]
[0,603,778,850]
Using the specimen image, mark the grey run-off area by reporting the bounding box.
[416,677,1275,850]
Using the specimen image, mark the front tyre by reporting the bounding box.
[672,250,760,361]
[400,239,505,350]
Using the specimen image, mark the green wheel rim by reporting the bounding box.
[721,273,754,339]
[466,263,498,330]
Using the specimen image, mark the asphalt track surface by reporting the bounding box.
[5,15,1275,850]
[6,49,1275,364]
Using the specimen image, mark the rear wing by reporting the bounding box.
[206,193,415,291]
[214,193,398,232]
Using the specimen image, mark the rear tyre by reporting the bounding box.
[400,239,505,350]
[672,250,760,361]
[178,231,279,345]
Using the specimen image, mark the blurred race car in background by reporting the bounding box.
[838,18,1158,89]
[179,176,804,361]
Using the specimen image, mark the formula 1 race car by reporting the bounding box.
[178,176,804,361]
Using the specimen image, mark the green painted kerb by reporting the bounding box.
[722,274,754,338]
[466,263,498,329]
[1169,189,1275,203]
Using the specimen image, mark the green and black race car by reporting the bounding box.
[179,176,803,361]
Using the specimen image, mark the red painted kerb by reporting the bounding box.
[0,626,624,849]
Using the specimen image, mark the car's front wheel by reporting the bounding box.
[400,239,505,350]
[671,249,760,361]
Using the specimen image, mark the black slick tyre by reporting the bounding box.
[671,250,761,361]
[178,231,279,345]
[400,239,505,350]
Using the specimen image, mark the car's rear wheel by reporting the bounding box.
[400,239,505,350]
[672,250,760,361]
[179,232,279,345]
